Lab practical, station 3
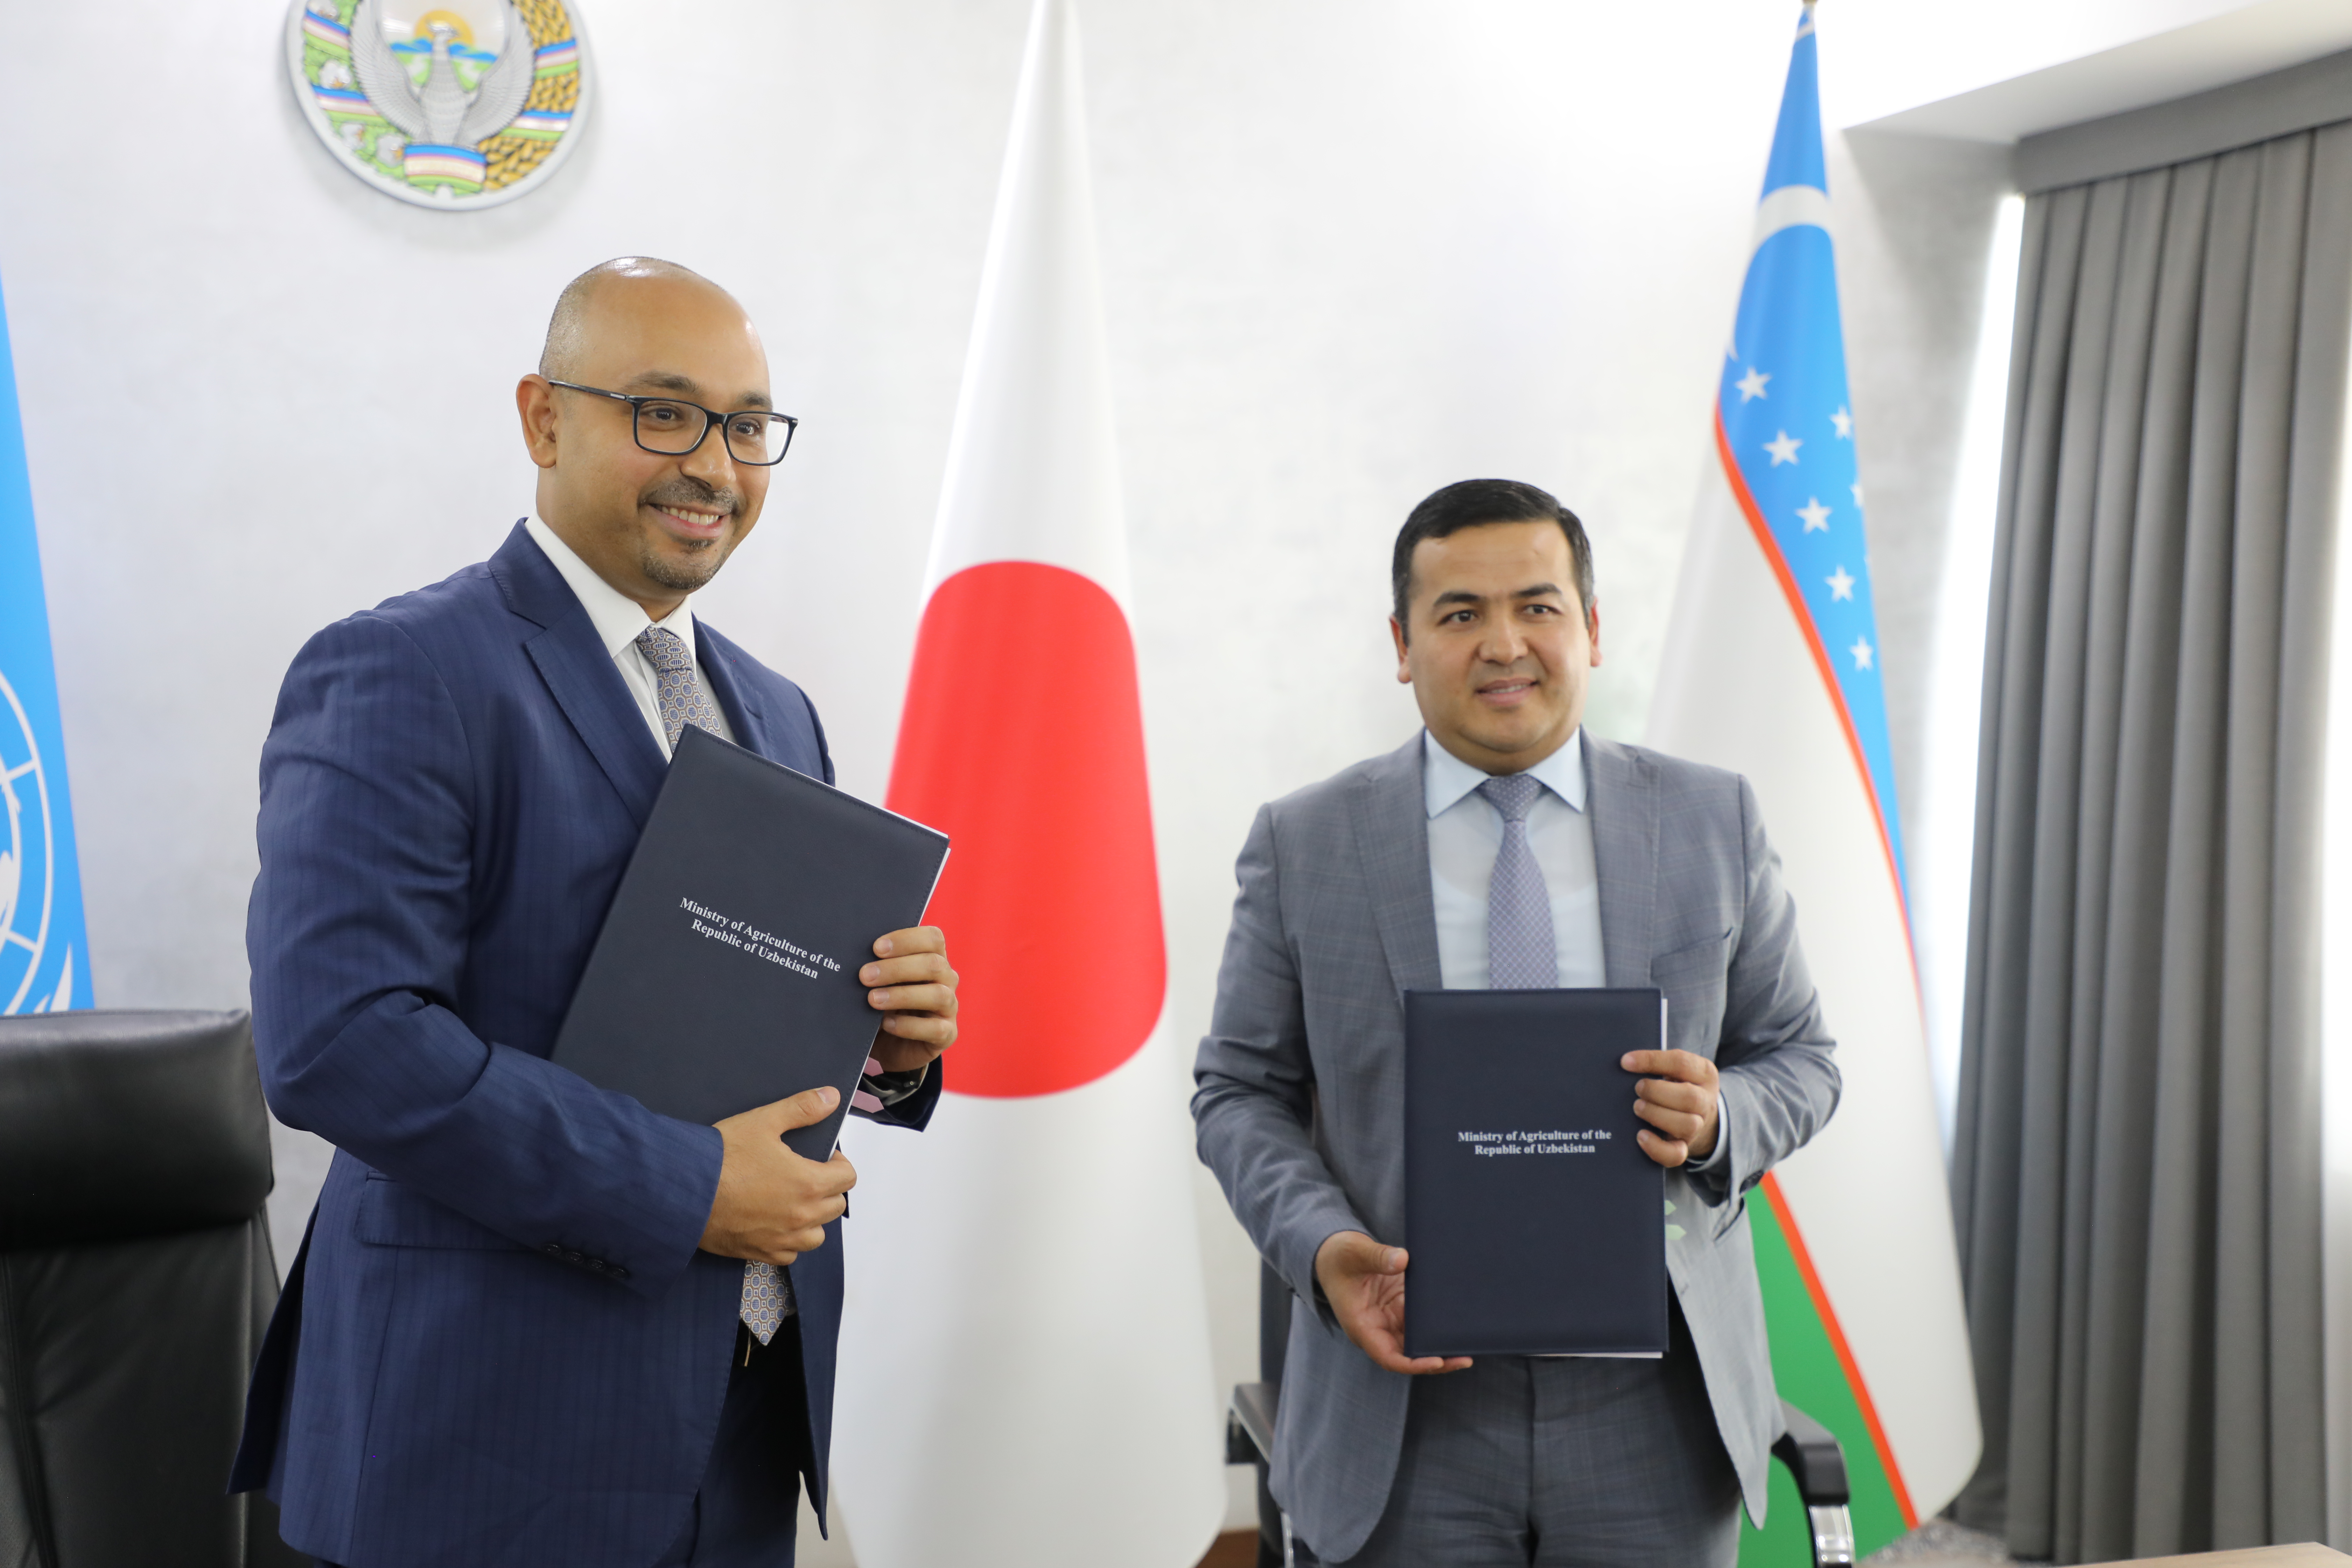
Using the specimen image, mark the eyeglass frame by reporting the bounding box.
[544,378,800,467]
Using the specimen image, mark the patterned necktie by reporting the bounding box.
[634,624,792,1344]
[1477,774,1558,989]
[632,625,723,750]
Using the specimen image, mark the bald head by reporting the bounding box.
[539,256,740,383]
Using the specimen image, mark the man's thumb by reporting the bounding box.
[772,1085,840,1129]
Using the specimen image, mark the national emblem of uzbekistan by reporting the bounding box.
[286,0,592,209]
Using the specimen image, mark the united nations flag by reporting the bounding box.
[0,266,89,1015]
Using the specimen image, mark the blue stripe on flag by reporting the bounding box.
[1720,7,1908,905]
[0,267,92,1013]
[1759,16,1825,197]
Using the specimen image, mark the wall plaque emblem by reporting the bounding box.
[286,0,592,209]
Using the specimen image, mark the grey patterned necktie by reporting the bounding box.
[1478,774,1558,989]
[635,624,792,1344]
[633,625,722,750]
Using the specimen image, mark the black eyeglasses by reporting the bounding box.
[546,380,799,466]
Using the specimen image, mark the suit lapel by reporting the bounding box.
[488,523,668,826]
[1585,734,1658,987]
[1353,735,1442,999]
[695,626,774,761]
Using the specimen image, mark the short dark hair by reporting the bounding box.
[1391,478,1595,630]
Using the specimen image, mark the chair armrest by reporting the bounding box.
[1228,1381,1278,1466]
[1772,1399,1850,1507]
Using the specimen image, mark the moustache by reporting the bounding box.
[642,477,741,518]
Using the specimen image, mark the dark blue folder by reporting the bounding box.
[1403,987,1668,1357]
[550,725,949,1161]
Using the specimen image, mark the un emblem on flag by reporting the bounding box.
[0,670,68,1015]
[286,0,592,210]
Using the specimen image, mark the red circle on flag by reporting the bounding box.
[886,561,1166,1098]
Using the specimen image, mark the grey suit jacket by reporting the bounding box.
[1192,732,1840,1560]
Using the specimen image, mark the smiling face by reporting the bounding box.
[1390,518,1601,774]
[517,267,774,619]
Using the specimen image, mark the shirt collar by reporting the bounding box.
[524,515,698,665]
[1422,727,1588,818]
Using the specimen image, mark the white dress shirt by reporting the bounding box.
[1422,728,1727,1177]
[524,517,735,756]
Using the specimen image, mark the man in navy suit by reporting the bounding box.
[231,257,960,1568]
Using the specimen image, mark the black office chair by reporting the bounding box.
[1226,1262,1856,1568]
[0,1009,310,1566]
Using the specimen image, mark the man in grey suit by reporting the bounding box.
[1193,478,1841,1566]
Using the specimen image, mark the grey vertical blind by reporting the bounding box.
[1952,121,2352,1563]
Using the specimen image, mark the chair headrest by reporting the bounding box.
[0,1009,274,1247]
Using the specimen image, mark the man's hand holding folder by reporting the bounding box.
[704,1086,858,1266]
[1624,1048,1722,1169]
[697,922,961,1266]
[1315,1235,1476,1377]
[859,923,962,1075]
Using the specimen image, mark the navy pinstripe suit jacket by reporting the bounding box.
[231,523,937,1567]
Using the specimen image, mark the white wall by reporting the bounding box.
[1,0,2206,1547]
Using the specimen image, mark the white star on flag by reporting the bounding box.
[1851,481,1864,507]
[1827,566,1855,601]
[1849,636,1874,670]
[1797,497,1831,532]
[1736,367,1771,402]
[1830,406,1853,438]
[1765,430,1801,465]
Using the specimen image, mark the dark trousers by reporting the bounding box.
[322,1326,809,1568]
[653,1324,812,1567]
[1304,1301,1741,1567]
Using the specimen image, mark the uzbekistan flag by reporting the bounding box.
[1645,6,1980,1560]
[828,1,1224,1563]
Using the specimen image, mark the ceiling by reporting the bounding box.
[1843,0,2352,142]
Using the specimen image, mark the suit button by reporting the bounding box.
[542,1243,563,1257]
